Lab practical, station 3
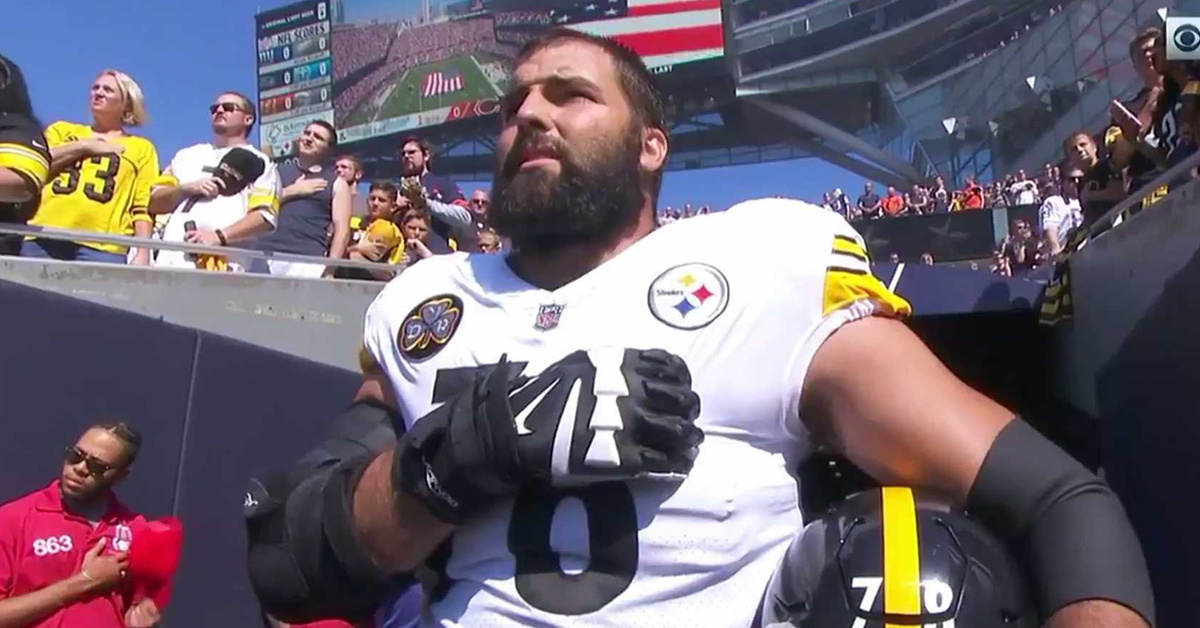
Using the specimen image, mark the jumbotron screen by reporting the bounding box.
[256,0,724,153]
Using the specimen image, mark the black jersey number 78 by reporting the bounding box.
[431,352,645,615]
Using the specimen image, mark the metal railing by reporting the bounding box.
[0,223,405,275]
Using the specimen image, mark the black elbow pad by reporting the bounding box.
[245,400,410,622]
[246,456,407,623]
[967,418,1155,626]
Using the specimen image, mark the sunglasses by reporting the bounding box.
[209,102,244,115]
[63,446,114,477]
[471,199,489,206]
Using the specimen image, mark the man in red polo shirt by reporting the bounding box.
[0,422,161,628]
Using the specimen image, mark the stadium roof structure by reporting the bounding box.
[346,0,1064,187]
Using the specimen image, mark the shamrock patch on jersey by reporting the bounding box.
[400,294,464,361]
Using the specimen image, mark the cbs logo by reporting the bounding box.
[1167,17,1200,59]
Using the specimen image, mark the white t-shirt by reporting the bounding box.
[152,143,280,269]
[1009,180,1038,206]
[361,199,911,628]
[1038,194,1082,246]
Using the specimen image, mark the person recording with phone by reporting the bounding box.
[149,92,279,271]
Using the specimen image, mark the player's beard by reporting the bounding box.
[490,123,644,251]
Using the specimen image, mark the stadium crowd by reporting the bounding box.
[0,21,1193,281]
[0,56,501,281]
[807,23,1199,277]
[330,23,397,84]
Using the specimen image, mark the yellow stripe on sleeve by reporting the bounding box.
[248,191,280,215]
[358,345,380,373]
[153,173,180,189]
[822,269,912,318]
[831,234,868,261]
[882,487,922,627]
[0,143,50,187]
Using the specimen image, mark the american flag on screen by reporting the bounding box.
[550,0,724,68]
[422,70,464,98]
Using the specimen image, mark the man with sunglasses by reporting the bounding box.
[0,422,162,628]
[149,92,281,271]
[453,189,501,253]
[1038,166,1084,256]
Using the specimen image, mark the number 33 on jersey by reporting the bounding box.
[29,121,159,254]
[361,199,911,628]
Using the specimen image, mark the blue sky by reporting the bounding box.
[6,0,865,209]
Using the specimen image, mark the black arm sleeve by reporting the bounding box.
[966,418,1155,626]
[245,400,411,623]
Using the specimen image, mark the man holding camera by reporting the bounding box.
[149,91,280,271]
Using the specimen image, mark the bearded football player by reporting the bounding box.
[246,29,1154,628]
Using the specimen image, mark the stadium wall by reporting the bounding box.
[0,278,360,628]
[0,258,379,372]
[1051,178,1200,627]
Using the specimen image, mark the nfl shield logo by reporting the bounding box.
[534,304,565,331]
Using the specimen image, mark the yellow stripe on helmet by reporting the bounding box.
[882,487,922,627]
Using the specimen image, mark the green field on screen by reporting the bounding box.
[342,54,502,127]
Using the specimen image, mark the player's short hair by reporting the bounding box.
[307,120,337,148]
[88,421,143,466]
[399,136,433,166]
[99,69,149,127]
[514,29,668,201]
[221,91,257,137]
[369,180,398,200]
[1130,26,1161,58]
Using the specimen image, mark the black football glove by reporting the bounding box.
[396,348,703,524]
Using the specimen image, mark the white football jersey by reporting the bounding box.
[361,198,911,628]
[153,143,280,269]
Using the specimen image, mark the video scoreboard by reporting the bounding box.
[255,0,335,157]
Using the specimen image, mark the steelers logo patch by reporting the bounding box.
[648,263,730,330]
[399,294,464,361]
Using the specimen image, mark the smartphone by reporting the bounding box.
[184,220,197,232]
[1112,99,1138,124]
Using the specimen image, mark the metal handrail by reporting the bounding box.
[1085,149,1200,240]
[0,223,406,273]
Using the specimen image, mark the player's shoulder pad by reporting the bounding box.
[719,196,867,249]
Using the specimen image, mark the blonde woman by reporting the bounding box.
[24,70,160,264]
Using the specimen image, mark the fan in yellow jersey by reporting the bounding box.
[22,70,159,265]
[341,181,407,281]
